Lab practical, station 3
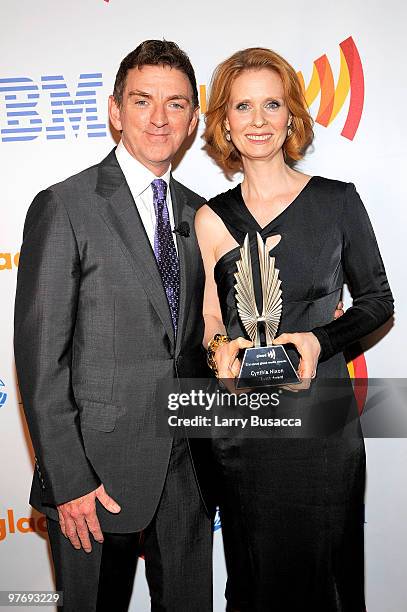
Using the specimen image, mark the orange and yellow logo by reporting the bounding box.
[0,509,47,541]
[298,36,364,141]
[0,252,19,270]
[199,36,365,141]
[347,353,368,414]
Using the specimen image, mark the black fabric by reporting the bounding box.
[47,517,103,612]
[47,439,212,612]
[206,176,393,611]
[96,532,140,612]
[209,177,393,364]
[213,438,366,612]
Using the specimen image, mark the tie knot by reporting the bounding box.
[151,178,167,203]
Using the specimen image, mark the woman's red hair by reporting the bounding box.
[204,47,314,171]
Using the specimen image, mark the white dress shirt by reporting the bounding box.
[115,140,178,253]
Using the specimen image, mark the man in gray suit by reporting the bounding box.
[14,40,212,612]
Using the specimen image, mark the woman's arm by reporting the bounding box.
[195,205,252,378]
[195,205,227,345]
[311,183,394,361]
[274,183,394,381]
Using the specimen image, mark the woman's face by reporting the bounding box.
[225,68,291,164]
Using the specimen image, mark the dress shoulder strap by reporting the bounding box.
[206,187,251,245]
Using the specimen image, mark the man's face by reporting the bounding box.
[109,65,199,176]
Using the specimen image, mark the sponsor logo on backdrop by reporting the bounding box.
[200,36,364,140]
[0,37,363,144]
[0,379,7,409]
[347,354,368,414]
[0,509,47,541]
[0,252,19,270]
[0,74,106,142]
[297,36,364,141]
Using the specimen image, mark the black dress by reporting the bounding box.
[207,177,393,612]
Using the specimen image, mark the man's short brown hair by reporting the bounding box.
[113,40,199,108]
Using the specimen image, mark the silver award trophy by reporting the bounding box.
[235,233,300,389]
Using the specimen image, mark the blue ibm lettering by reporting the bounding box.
[0,74,107,142]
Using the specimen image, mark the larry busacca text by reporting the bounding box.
[166,389,302,431]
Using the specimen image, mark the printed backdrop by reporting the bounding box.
[1,0,406,609]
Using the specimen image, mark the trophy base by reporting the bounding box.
[236,344,300,389]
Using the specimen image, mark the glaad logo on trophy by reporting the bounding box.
[235,233,300,389]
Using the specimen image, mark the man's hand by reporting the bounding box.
[57,484,121,553]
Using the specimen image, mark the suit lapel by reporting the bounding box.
[171,178,199,356]
[95,149,175,348]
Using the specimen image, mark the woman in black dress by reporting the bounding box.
[195,48,394,611]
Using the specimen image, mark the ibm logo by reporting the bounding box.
[0,73,107,142]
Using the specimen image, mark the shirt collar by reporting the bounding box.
[115,140,172,199]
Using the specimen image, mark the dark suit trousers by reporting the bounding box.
[47,439,213,612]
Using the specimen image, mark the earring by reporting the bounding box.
[225,130,231,142]
[287,123,293,137]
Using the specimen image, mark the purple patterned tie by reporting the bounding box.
[151,179,180,332]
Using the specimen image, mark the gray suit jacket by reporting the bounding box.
[14,148,209,532]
